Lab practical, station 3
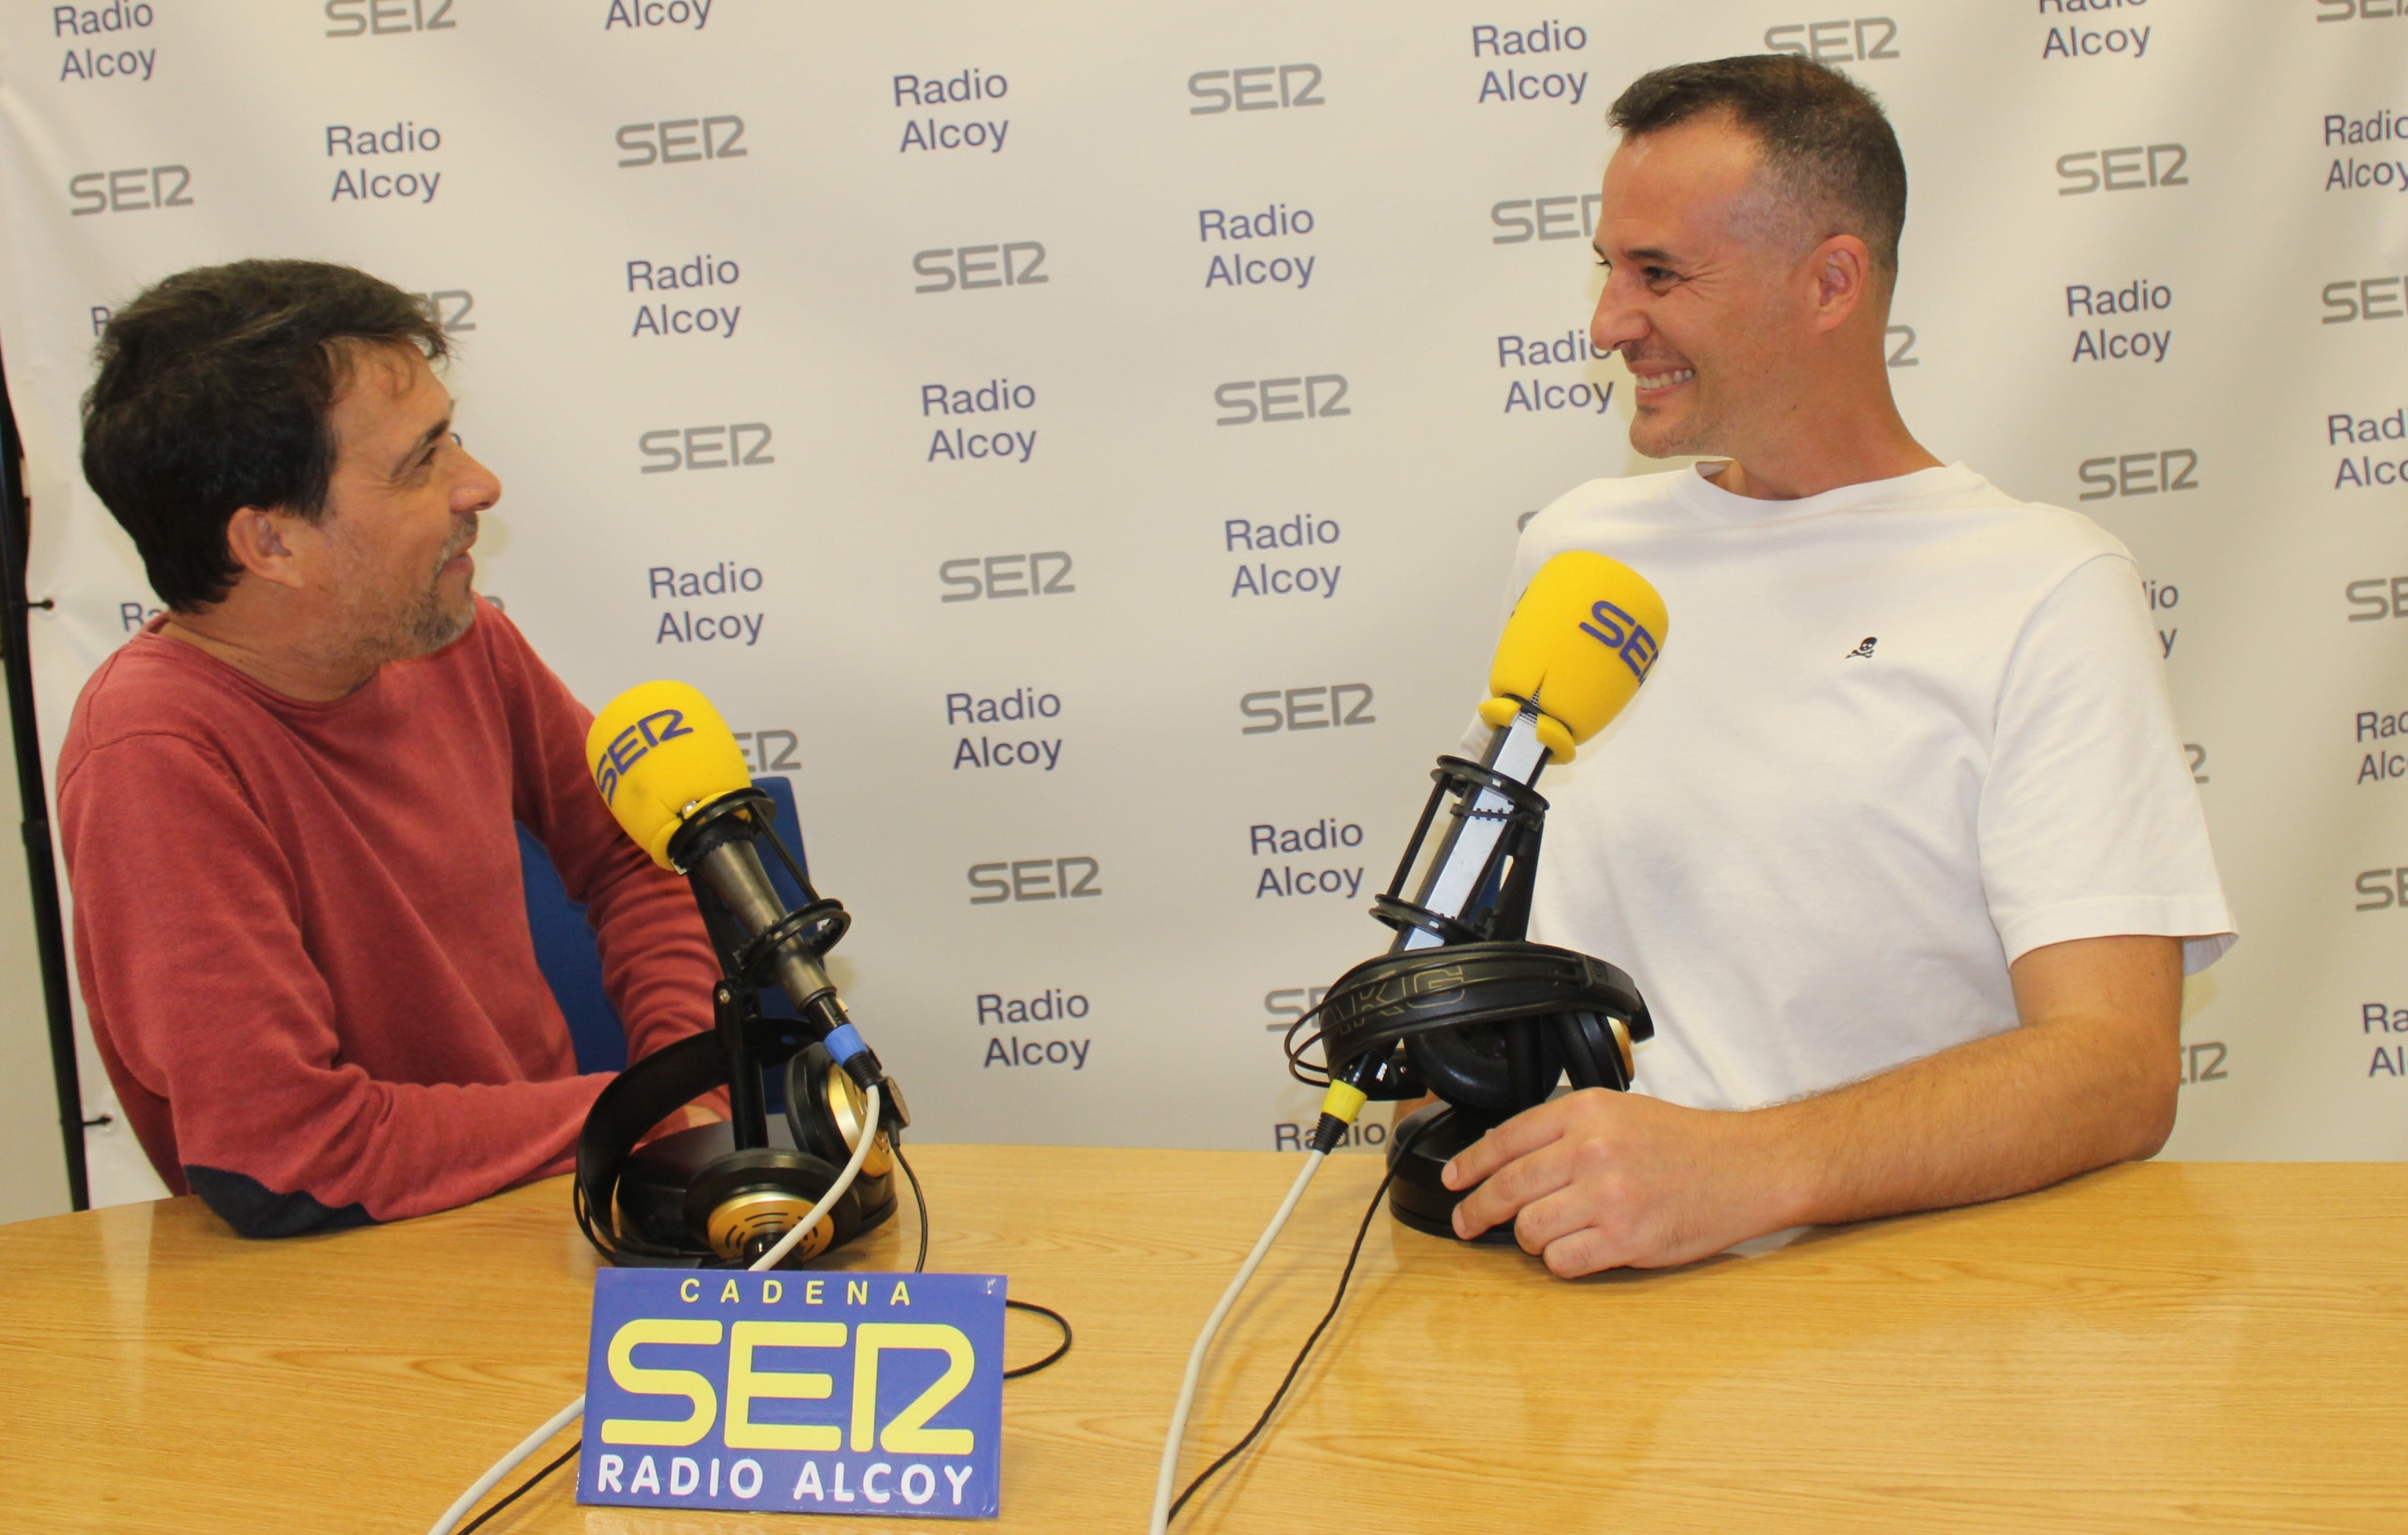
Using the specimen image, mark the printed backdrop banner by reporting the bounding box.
[4,2,2404,1205]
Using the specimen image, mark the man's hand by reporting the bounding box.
[1439,934,2185,1279]
[1443,1091,1789,1275]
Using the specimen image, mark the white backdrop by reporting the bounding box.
[4,1,2404,1205]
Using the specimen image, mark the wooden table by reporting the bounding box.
[5,1148,2404,1533]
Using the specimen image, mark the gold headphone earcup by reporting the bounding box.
[682,1147,858,1263]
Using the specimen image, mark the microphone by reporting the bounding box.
[585,681,887,1101]
[1385,550,1667,954]
[1146,554,1670,1527]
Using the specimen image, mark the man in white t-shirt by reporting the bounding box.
[1441,56,2233,1276]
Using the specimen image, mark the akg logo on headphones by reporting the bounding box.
[1322,963,1470,1041]
[594,709,694,804]
[1580,599,1660,680]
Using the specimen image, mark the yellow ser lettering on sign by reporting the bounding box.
[725,1320,847,1450]
[601,1318,722,1446]
[851,1323,977,1454]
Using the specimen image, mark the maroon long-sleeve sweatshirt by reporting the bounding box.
[55,599,719,1234]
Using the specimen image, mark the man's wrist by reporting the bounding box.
[1730,1099,1825,1234]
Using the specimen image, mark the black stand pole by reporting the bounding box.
[0,348,92,1211]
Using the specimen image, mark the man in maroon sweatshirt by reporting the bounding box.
[57,259,720,1237]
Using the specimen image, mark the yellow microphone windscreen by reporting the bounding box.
[585,680,754,869]
[1481,551,1668,761]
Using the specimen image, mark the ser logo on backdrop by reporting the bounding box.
[1240,684,1375,734]
[895,68,1009,155]
[410,290,475,333]
[1764,18,1900,64]
[1491,193,1599,244]
[2321,275,2408,324]
[2345,573,2408,623]
[967,858,1101,905]
[1263,986,1328,1034]
[325,0,454,35]
[618,115,746,167]
[1470,20,1588,107]
[639,423,774,473]
[2179,1038,2228,1085]
[2056,144,2188,194]
[1213,375,1349,426]
[2076,448,2199,504]
[938,553,1074,603]
[2317,0,2408,20]
[56,2,156,82]
[67,164,189,216]
[734,728,800,775]
[1189,64,1324,113]
[913,242,1046,293]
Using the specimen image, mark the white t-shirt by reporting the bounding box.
[1495,462,2234,1113]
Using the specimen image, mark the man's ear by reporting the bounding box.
[1806,233,1874,333]
[222,506,312,592]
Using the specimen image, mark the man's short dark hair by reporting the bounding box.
[80,259,448,612]
[1609,55,1907,281]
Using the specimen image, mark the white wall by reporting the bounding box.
[2,1,2405,1202]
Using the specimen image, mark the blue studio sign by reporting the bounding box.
[579,1269,1006,1518]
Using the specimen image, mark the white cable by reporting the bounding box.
[427,1085,881,1535]
[747,1083,878,1273]
[423,1393,587,1535]
[1148,1148,1328,1535]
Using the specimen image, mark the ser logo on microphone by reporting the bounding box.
[594,709,695,804]
[1580,599,1660,680]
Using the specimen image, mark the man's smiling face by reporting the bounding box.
[1589,111,1817,462]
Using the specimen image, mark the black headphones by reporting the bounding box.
[1288,752,1655,1126]
[573,1028,901,1267]
[1314,941,1651,1120]
[573,790,903,1268]
[1281,747,1657,1241]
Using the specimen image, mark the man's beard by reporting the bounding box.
[1629,408,1711,461]
[323,515,479,677]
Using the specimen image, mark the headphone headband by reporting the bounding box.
[575,1031,734,1264]
[1317,940,1652,1074]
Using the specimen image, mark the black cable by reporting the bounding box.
[893,1139,930,1274]
[1166,1124,1425,1524]
[1281,992,1336,1088]
[893,1135,1068,1378]
[1003,1300,1073,1379]
[457,1442,577,1533]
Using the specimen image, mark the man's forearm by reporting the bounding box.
[1443,934,2185,1273]
[1751,1010,2176,1232]
[1749,934,2183,1232]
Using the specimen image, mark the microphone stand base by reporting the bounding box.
[1386,1101,1519,1244]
